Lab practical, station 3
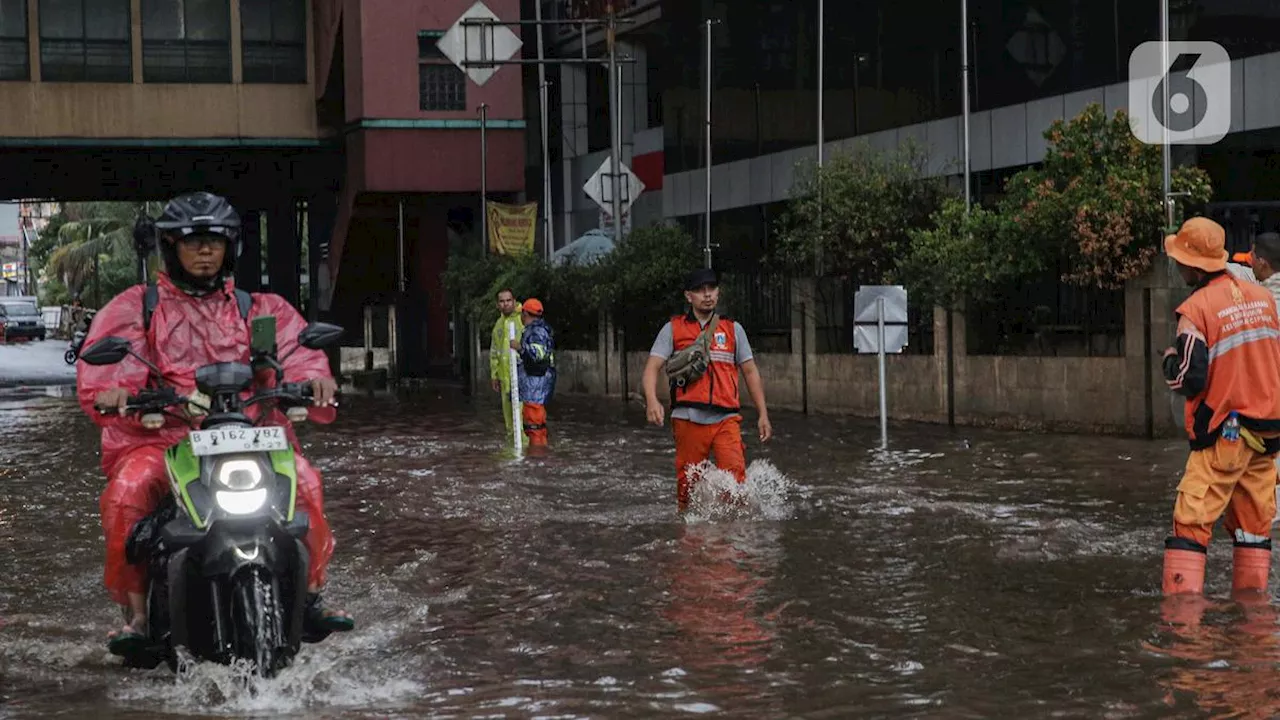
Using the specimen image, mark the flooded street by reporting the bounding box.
[0,374,1272,719]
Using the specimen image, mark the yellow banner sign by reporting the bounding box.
[487,201,537,257]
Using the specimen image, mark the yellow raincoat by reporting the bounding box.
[490,304,523,430]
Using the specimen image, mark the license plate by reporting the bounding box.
[189,426,289,456]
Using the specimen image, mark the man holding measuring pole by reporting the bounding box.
[490,288,523,433]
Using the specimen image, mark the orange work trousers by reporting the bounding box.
[99,445,335,606]
[522,402,548,446]
[673,416,746,508]
[1172,435,1278,548]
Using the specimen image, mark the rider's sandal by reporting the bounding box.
[107,618,148,658]
[301,593,355,644]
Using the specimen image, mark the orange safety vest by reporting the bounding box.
[1177,273,1280,445]
[670,313,740,414]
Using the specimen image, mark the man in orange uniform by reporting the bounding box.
[642,268,772,509]
[1161,217,1280,596]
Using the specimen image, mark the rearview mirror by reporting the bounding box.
[79,336,132,366]
[297,322,344,350]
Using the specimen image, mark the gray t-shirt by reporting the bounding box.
[649,318,753,425]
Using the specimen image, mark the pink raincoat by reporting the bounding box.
[77,274,337,605]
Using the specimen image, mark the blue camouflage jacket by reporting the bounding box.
[517,318,557,404]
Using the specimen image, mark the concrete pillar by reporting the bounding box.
[236,210,262,291]
[1124,263,1184,438]
[791,278,816,414]
[266,201,300,309]
[947,305,969,422]
[307,193,337,323]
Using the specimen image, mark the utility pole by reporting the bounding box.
[961,0,972,211]
[606,3,624,246]
[1160,0,1173,231]
[534,0,554,258]
[704,18,714,269]
[479,102,489,255]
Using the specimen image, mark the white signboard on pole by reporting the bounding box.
[853,285,909,449]
[439,1,523,86]
[583,157,645,217]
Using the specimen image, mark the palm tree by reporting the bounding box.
[44,201,160,305]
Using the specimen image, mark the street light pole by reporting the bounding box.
[479,102,489,255]
[961,0,972,212]
[1160,0,1173,230]
[704,18,713,269]
[534,0,554,258]
[817,0,824,168]
[607,4,624,245]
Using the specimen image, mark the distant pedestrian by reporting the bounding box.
[512,298,556,447]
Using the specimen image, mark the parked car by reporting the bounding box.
[0,298,45,341]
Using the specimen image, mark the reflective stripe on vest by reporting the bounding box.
[1177,274,1280,443]
[670,314,740,413]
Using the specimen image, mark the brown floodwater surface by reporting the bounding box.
[0,384,1274,719]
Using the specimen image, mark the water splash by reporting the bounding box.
[110,647,426,716]
[682,460,794,523]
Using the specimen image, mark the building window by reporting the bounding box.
[418,31,466,111]
[241,0,305,83]
[39,0,130,82]
[0,0,26,80]
[142,0,232,83]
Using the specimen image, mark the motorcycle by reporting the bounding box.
[78,316,345,677]
[65,328,86,364]
[65,310,96,365]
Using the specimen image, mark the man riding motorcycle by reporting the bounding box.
[75,192,353,653]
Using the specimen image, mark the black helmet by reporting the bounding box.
[155,192,241,289]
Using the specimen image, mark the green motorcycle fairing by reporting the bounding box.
[164,438,300,528]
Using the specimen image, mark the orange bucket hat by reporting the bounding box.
[522,298,544,316]
[1165,217,1228,273]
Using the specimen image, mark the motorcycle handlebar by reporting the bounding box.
[96,389,186,416]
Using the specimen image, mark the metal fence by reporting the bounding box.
[965,282,1126,357]
[810,277,934,356]
[719,273,793,354]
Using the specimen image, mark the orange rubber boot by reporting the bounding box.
[1162,548,1207,595]
[1231,546,1271,594]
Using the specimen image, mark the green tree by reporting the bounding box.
[774,142,950,281]
[901,197,1039,310]
[38,201,160,307]
[997,103,1213,289]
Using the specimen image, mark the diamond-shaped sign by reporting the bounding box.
[438,1,522,86]
[1005,8,1064,87]
[583,158,646,215]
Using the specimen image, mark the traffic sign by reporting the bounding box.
[438,1,523,86]
[583,157,645,215]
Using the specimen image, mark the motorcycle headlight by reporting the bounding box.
[216,488,269,515]
[214,457,266,491]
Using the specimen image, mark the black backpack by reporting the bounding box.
[142,282,252,332]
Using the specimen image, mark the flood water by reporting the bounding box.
[0,382,1275,718]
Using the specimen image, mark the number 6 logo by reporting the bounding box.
[1129,41,1231,145]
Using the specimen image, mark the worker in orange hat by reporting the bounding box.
[510,297,556,446]
[641,267,773,510]
[1161,216,1280,597]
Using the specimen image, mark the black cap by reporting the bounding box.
[684,267,718,291]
